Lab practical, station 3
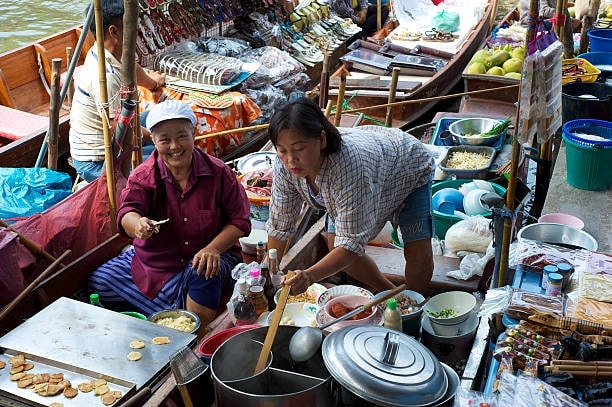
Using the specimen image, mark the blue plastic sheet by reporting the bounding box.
[0,167,72,219]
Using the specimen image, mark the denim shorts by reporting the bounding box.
[72,159,104,183]
[325,180,433,243]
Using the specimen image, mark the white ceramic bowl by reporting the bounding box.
[538,213,584,230]
[423,291,477,326]
[238,228,267,255]
[428,311,478,336]
[317,285,373,307]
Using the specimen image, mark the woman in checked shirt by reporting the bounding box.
[265,97,436,295]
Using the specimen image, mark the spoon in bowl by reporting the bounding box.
[289,284,407,363]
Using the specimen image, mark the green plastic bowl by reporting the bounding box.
[432,179,506,239]
[121,311,147,320]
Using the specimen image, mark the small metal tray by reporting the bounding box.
[438,145,496,180]
[0,352,135,407]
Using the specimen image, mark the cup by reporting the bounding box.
[439,130,454,146]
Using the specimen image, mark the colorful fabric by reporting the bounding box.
[116,149,251,298]
[267,125,435,255]
[140,88,261,158]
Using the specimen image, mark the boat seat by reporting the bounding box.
[0,105,48,141]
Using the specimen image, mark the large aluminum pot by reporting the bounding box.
[210,325,333,407]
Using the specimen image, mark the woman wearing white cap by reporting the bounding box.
[88,100,251,336]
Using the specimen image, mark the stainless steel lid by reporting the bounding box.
[237,152,276,174]
[322,326,448,407]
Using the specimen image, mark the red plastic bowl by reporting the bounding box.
[198,324,260,360]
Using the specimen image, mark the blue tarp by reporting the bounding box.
[0,167,72,219]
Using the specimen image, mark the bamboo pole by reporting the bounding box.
[578,0,601,54]
[324,100,333,119]
[47,58,62,171]
[65,47,74,103]
[385,67,400,127]
[334,71,347,127]
[332,84,519,115]
[0,250,71,323]
[121,0,139,176]
[496,0,539,288]
[489,0,500,34]
[319,54,330,109]
[93,0,117,235]
[377,0,382,32]
[0,219,63,266]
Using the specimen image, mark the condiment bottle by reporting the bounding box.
[233,279,257,326]
[268,248,284,291]
[542,265,558,291]
[256,241,266,264]
[384,298,402,332]
[259,256,276,311]
[545,273,563,297]
[89,293,105,308]
[247,269,269,317]
[556,262,573,291]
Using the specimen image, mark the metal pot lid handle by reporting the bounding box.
[381,331,400,365]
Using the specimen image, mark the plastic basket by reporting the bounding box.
[562,119,612,191]
[561,58,601,84]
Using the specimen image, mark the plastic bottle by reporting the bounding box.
[247,269,268,317]
[542,265,558,291]
[556,262,573,291]
[546,273,563,297]
[89,293,105,308]
[268,248,284,291]
[233,278,257,326]
[384,298,402,332]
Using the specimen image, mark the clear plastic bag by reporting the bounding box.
[238,46,305,89]
[444,216,493,255]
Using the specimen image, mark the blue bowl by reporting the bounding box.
[432,188,464,214]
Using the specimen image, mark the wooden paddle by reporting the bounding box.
[254,270,296,375]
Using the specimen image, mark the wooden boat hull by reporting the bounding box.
[327,1,495,129]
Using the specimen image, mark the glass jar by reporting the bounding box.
[248,285,269,317]
[556,262,573,291]
[542,265,559,291]
[545,272,563,297]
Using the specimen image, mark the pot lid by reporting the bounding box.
[322,326,448,407]
[237,152,276,174]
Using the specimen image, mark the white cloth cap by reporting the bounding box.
[146,100,197,131]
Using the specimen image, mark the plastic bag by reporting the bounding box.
[447,242,495,280]
[444,216,492,255]
[0,168,72,219]
[431,10,460,32]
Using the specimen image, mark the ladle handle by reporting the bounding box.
[320,284,406,330]
[254,270,295,375]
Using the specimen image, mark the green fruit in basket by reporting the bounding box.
[510,46,525,61]
[504,72,522,80]
[503,57,523,73]
[471,49,491,63]
[467,62,487,74]
[489,50,511,67]
[487,66,505,76]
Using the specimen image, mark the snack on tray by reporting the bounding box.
[505,289,565,319]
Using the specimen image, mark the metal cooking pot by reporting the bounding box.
[210,326,333,406]
[322,326,453,407]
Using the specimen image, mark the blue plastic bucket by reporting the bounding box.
[587,29,612,52]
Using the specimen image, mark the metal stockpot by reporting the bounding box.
[210,325,333,407]
[323,326,458,407]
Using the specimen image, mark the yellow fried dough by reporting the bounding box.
[63,386,78,398]
[127,351,142,361]
[129,340,145,349]
[94,384,110,396]
[77,382,94,392]
[152,336,170,345]
[101,392,116,405]
[9,354,25,365]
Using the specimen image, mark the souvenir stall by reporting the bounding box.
[133,0,362,158]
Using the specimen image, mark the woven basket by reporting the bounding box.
[406,122,436,144]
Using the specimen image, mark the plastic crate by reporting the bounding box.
[438,146,496,180]
[431,117,506,151]
[562,119,612,191]
[561,58,601,84]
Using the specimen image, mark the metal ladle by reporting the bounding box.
[289,284,407,362]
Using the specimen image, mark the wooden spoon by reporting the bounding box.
[254,270,295,375]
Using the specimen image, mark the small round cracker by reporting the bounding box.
[129,340,145,349]
[92,378,107,388]
[63,386,78,398]
[101,393,116,405]
[94,383,110,396]
[10,372,26,381]
[0,360,6,369]
[77,382,94,392]
[127,351,142,361]
[152,336,170,345]
[49,403,64,407]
